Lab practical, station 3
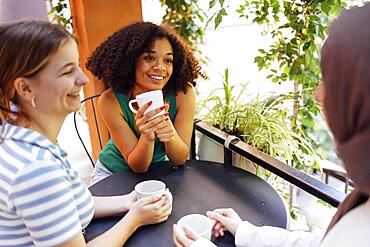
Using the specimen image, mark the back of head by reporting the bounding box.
[0,21,73,123]
[321,3,370,194]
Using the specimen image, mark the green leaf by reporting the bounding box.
[220,8,227,16]
[214,11,224,29]
[209,0,217,9]
[321,1,331,15]
[219,0,225,7]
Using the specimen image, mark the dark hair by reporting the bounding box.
[320,3,370,194]
[86,21,202,95]
[0,20,73,123]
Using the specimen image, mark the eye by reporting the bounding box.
[61,70,73,76]
[61,67,75,76]
[164,58,173,64]
[143,56,154,61]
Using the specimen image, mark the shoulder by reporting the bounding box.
[99,88,117,104]
[98,88,122,111]
[176,84,196,104]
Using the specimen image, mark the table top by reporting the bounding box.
[85,160,287,246]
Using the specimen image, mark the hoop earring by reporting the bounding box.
[31,96,36,108]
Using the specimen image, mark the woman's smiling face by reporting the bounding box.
[28,38,88,117]
[134,38,174,95]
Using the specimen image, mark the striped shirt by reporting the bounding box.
[0,122,94,246]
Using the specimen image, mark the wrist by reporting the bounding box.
[125,210,142,229]
[121,195,132,212]
[141,133,156,142]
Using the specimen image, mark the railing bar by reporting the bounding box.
[195,120,346,207]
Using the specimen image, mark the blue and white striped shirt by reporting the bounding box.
[0,122,94,246]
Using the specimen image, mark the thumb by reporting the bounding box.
[183,225,201,241]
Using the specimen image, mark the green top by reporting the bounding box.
[99,90,177,173]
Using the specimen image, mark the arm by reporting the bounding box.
[98,89,167,172]
[234,222,322,247]
[207,209,322,247]
[155,85,196,165]
[58,193,172,247]
[87,194,172,247]
[92,191,136,218]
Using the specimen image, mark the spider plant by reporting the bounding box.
[197,69,320,176]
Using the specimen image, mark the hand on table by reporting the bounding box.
[134,101,168,141]
[207,208,243,237]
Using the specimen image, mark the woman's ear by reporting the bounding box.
[13,77,34,102]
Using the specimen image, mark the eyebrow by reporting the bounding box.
[145,50,174,56]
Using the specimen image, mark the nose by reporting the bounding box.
[153,60,166,71]
[76,68,89,86]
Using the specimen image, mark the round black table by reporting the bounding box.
[85,160,287,246]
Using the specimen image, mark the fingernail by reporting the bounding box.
[164,113,169,116]
[166,101,170,104]
[148,101,153,106]
[165,118,169,121]
[160,106,165,110]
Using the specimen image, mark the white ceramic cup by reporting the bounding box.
[177,214,214,240]
[128,90,165,119]
[135,180,168,200]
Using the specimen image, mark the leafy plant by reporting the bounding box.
[203,0,345,150]
[160,0,208,64]
[198,69,320,173]
[46,0,72,32]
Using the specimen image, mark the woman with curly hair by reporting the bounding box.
[86,22,203,182]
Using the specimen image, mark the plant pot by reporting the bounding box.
[197,134,256,174]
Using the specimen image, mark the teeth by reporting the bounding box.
[68,92,79,97]
[149,75,164,80]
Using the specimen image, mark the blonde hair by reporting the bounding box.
[0,21,73,123]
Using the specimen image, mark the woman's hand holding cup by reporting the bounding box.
[128,193,172,226]
[134,101,167,141]
[207,208,243,237]
[128,180,173,226]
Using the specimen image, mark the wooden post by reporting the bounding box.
[69,0,143,159]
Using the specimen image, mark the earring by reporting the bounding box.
[31,96,36,108]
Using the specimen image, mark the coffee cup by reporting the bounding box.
[135,180,168,200]
[177,214,214,240]
[128,90,165,119]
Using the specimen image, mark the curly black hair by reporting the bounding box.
[86,22,202,95]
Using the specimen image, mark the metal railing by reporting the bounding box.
[191,120,346,207]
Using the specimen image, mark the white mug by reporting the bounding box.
[128,90,165,119]
[135,180,168,200]
[177,214,214,240]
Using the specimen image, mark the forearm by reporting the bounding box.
[93,195,131,218]
[165,131,189,165]
[87,211,139,247]
[235,221,322,247]
[127,135,155,172]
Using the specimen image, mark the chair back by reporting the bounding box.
[73,94,102,167]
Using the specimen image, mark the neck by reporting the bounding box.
[131,86,147,97]
[17,114,65,144]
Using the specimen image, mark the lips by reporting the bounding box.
[67,92,80,97]
[148,75,165,81]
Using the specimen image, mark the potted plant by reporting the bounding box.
[197,69,320,178]
[197,69,326,229]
